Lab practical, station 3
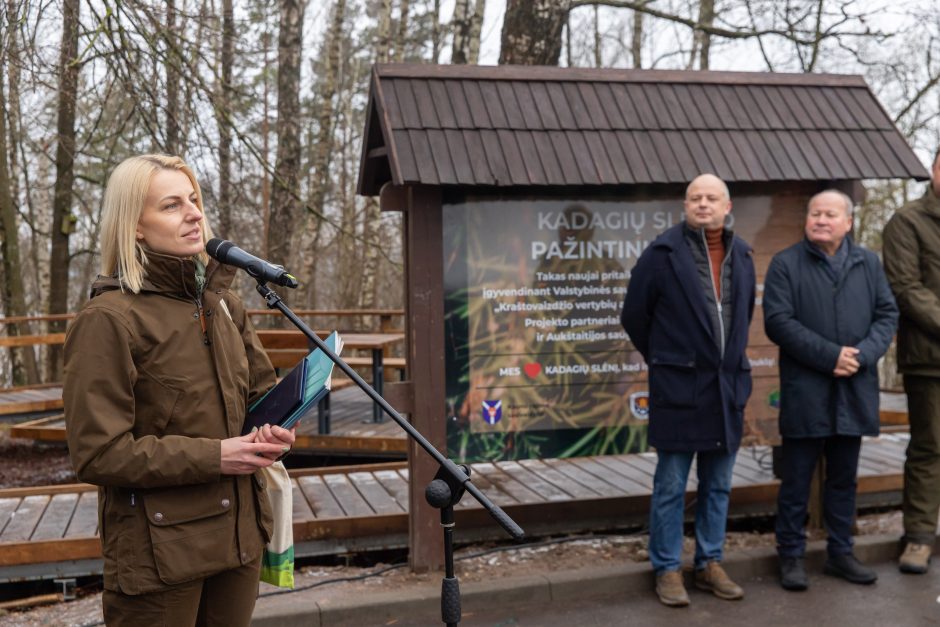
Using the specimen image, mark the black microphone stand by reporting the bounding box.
[254,281,525,627]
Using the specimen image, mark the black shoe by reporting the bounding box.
[824,553,877,585]
[780,556,808,591]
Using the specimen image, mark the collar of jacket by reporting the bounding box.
[680,221,734,253]
[800,234,863,263]
[90,250,237,299]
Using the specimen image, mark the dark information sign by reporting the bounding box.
[443,194,785,462]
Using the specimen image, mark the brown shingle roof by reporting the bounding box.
[358,64,928,195]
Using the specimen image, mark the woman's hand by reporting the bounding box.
[220,432,286,474]
[253,424,296,461]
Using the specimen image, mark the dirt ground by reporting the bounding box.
[0,430,75,489]
[0,510,905,627]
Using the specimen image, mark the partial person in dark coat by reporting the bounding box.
[622,173,756,607]
[764,190,898,591]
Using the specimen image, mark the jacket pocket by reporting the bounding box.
[649,352,698,408]
[143,481,237,585]
[735,356,753,409]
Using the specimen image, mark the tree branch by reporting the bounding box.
[568,0,884,46]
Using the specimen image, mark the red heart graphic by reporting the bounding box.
[523,363,542,378]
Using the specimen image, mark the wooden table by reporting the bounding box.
[256,330,405,425]
[337,333,405,424]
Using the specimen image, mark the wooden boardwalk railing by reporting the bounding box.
[0,310,406,417]
[8,387,408,456]
[0,436,909,582]
[0,309,404,332]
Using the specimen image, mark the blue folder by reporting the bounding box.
[242,331,342,434]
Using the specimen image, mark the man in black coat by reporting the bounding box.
[622,174,756,607]
[764,190,898,591]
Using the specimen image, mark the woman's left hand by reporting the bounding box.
[252,424,296,460]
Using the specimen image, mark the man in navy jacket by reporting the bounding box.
[622,173,756,607]
[764,190,898,591]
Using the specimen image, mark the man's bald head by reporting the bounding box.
[684,174,733,230]
[686,174,731,202]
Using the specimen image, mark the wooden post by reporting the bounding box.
[403,185,446,572]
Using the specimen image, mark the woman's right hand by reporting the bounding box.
[220,431,286,475]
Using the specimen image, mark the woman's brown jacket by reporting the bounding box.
[64,252,277,595]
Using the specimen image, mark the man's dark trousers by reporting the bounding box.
[903,375,940,545]
[776,435,862,558]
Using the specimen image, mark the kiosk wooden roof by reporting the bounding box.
[358,64,928,193]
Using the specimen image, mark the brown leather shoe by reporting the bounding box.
[695,561,744,600]
[899,542,932,574]
[655,569,690,607]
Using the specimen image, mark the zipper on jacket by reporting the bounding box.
[701,229,726,356]
[130,492,135,507]
[195,296,211,345]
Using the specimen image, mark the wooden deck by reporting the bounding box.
[291,386,406,456]
[7,386,408,457]
[0,384,64,416]
[0,436,909,582]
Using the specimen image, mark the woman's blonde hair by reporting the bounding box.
[100,154,213,293]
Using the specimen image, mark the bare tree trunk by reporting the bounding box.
[336,89,356,308]
[375,0,392,63]
[431,0,442,63]
[565,11,572,67]
[806,0,825,72]
[467,0,485,64]
[261,29,272,255]
[359,196,381,310]
[394,0,410,62]
[631,8,643,68]
[451,0,470,64]
[267,0,305,298]
[47,0,80,381]
[298,0,345,308]
[499,0,571,65]
[0,34,40,385]
[694,0,715,70]
[165,0,180,153]
[593,4,602,67]
[215,0,234,238]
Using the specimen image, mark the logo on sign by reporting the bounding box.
[629,391,650,420]
[768,389,780,409]
[523,362,542,378]
[482,400,503,424]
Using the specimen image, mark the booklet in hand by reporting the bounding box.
[242,331,343,435]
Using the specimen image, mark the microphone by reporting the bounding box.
[206,238,299,288]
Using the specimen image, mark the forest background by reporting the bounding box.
[1,0,939,387]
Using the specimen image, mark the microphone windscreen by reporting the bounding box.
[206,238,232,261]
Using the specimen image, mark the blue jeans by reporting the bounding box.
[649,449,737,574]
